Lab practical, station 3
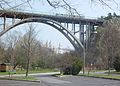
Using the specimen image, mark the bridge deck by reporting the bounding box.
[0,10,103,25]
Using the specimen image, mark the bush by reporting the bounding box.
[63,67,72,75]
[63,58,82,75]
[113,56,120,72]
[72,59,82,75]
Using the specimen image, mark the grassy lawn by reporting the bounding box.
[80,74,120,79]
[0,68,58,75]
[0,68,59,81]
[0,72,9,75]
[16,69,58,74]
[106,71,120,74]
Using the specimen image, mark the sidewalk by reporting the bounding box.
[79,70,117,75]
[0,72,60,78]
[79,70,120,81]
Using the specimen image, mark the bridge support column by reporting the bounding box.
[79,24,84,45]
[3,16,6,30]
[66,23,69,35]
[88,23,91,43]
[89,25,97,47]
[12,15,16,24]
[72,21,75,34]
[64,21,66,27]
[73,23,75,35]
[66,23,68,29]
[85,23,91,49]
[79,22,81,40]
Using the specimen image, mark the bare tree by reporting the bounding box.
[91,0,118,9]
[46,0,81,16]
[0,0,32,10]
[0,0,118,12]
[21,23,38,77]
[0,39,5,63]
[98,18,120,75]
[3,31,20,69]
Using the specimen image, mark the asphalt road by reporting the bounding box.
[37,75,120,86]
[0,80,41,86]
[0,75,120,86]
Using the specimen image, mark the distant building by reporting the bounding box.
[0,63,12,72]
[54,48,72,54]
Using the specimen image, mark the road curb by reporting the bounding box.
[0,77,41,83]
[79,75,120,81]
[52,74,73,78]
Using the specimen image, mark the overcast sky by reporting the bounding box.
[27,0,120,17]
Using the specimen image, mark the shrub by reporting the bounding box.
[63,58,82,75]
[63,67,72,75]
[71,59,82,75]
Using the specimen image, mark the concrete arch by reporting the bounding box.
[0,17,84,53]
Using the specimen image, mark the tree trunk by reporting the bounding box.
[108,57,111,76]
[26,57,30,77]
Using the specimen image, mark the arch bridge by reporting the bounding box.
[0,10,103,53]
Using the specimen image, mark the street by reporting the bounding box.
[37,75,120,86]
[0,74,120,86]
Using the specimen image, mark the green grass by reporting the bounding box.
[0,68,58,75]
[106,71,120,74]
[86,70,111,73]
[0,68,58,81]
[0,72,10,75]
[16,68,58,74]
[80,74,120,79]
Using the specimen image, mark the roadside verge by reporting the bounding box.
[79,74,120,81]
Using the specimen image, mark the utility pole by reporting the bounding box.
[83,47,86,74]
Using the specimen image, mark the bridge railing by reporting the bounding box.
[8,9,100,20]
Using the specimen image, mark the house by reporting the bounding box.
[0,63,12,72]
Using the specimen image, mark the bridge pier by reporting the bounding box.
[12,15,16,24]
[3,16,6,30]
[79,24,84,44]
